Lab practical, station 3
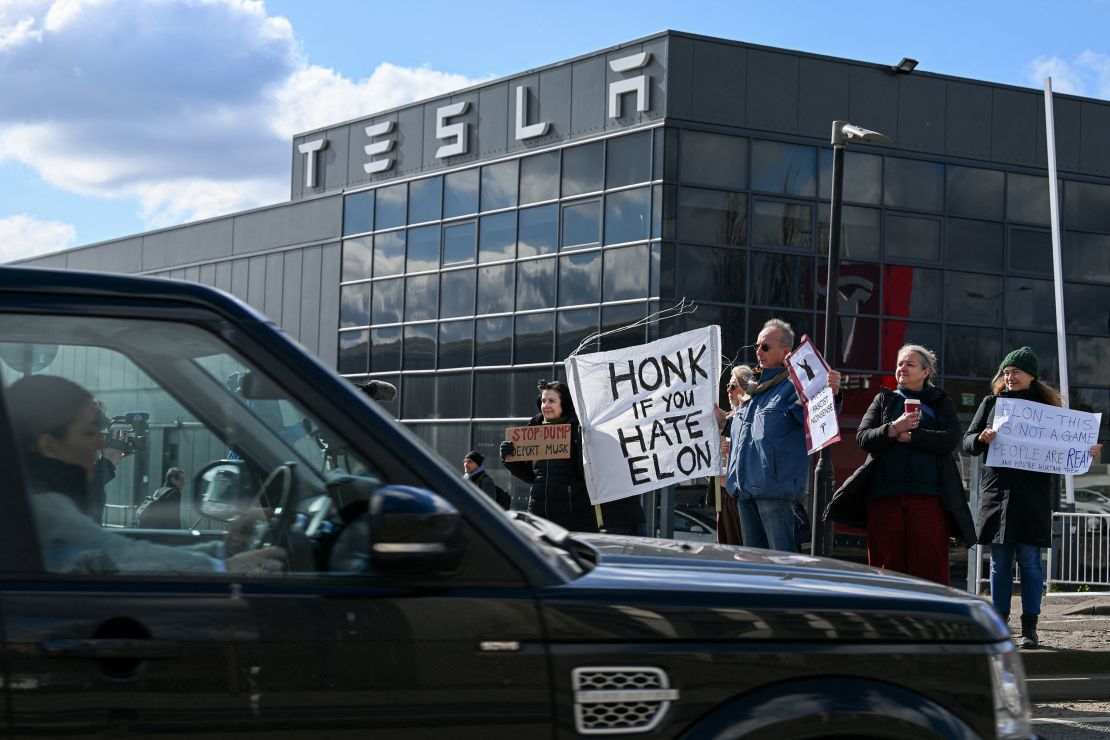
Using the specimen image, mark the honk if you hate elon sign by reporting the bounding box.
[565,326,722,505]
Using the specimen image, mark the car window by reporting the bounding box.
[0,313,385,579]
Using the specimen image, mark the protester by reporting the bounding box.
[501,380,645,534]
[826,344,975,585]
[462,450,511,510]
[725,319,840,552]
[715,364,752,546]
[962,346,1103,648]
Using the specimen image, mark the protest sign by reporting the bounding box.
[785,335,829,403]
[503,423,572,462]
[804,386,841,454]
[565,326,722,505]
[986,398,1102,475]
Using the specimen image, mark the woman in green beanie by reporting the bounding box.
[962,347,1103,648]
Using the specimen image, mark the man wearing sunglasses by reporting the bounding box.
[725,319,841,552]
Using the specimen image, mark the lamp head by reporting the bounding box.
[893,57,918,74]
[831,120,891,146]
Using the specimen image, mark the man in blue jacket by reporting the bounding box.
[725,319,841,552]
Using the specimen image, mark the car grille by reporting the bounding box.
[572,666,679,735]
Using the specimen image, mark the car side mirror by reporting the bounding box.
[194,460,249,522]
[369,485,463,575]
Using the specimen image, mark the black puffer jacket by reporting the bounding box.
[962,389,1054,547]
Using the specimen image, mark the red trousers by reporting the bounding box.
[866,494,949,585]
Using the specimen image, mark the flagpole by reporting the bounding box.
[1044,76,1074,509]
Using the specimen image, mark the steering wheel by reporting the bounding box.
[248,463,297,550]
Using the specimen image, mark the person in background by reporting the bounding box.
[715,364,752,546]
[963,346,1103,648]
[135,467,187,529]
[500,380,645,534]
[462,450,511,510]
[726,319,840,552]
[827,344,975,586]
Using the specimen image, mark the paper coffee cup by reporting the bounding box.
[904,399,921,414]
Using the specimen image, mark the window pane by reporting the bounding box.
[1065,180,1110,232]
[371,277,403,324]
[1066,232,1110,283]
[946,218,1003,272]
[946,166,1004,220]
[652,184,663,239]
[750,252,813,309]
[673,245,745,304]
[603,244,649,302]
[819,149,881,204]
[1007,173,1050,225]
[375,183,407,230]
[562,200,601,249]
[944,326,1003,377]
[437,371,473,419]
[520,150,560,204]
[340,283,371,328]
[444,168,479,218]
[837,316,879,370]
[406,224,440,272]
[751,141,816,197]
[474,370,513,416]
[518,204,558,257]
[401,374,435,418]
[1070,336,1110,388]
[679,130,747,189]
[478,211,516,262]
[516,257,556,310]
[372,230,405,277]
[1072,387,1110,441]
[944,271,1003,325]
[562,141,604,196]
[600,303,646,351]
[1009,228,1052,275]
[481,160,518,211]
[405,274,439,321]
[475,317,513,366]
[443,221,476,265]
[818,205,880,260]
[370,327,401,371]
[677,187,747,246]
[819,261,881,315]
[883,265,941,320]
[884,157,943,212]
[1005,277,1056,330]
[881,321,941,371]
[558,251,601,306]
[477,263,514,315]
[558,307,599,359]
[885,214,940,262]
[752,201,812,249]
[408,176,442,223]
[439,320,474,369]
[1006,331,1060,384]
[515,312,554,364]
[343,190,374,235]
[1064,283,1109,334]
[338,330,369,374]
[440,268,476,318]
[606,131,652,189]
[674,304,745,371]
[342,236,372,282]
[403,324,436,370]
[604,187,650,245]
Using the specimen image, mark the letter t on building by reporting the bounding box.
[298,138,328,189]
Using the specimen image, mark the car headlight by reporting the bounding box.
[990,648,1032,739]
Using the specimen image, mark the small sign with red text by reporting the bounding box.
[504,424,572,461]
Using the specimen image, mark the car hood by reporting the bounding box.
[537,533,1009,644]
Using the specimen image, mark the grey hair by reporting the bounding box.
[897,344,938,385]
[732,364,754,384]
[762,319,795,348]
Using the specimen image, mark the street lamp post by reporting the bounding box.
[812,120,890,558]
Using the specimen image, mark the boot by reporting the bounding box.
[1020,614,1039,649]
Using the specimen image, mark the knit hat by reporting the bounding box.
[464,450,484,466]
[999,346,1039,378]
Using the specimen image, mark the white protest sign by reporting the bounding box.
[805,386,841,454]
[784,335,840,454]
[986,397,1102,475]
[785,335,829,403]
[565,326,722,505]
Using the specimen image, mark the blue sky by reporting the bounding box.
[2,0,1109,262]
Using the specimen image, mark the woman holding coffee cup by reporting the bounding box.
[825,344,975,585]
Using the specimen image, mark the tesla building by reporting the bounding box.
[17,30,1110,499]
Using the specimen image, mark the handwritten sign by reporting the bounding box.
[565,326,722,505]
[503,423,572,462]
[804,386,841,454]
[785,335,829,403]
[986,398,1102,475]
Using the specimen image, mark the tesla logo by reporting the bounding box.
[608,52,651,118]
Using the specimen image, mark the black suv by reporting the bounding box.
[0,267,1031,738]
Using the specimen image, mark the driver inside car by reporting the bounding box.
[9,375,286,576]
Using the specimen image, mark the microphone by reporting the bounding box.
[358,379,397,402]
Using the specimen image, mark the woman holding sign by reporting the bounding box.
[963,346,1102,649]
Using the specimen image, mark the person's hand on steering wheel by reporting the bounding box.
[224,508,271,556]
[225,546,287,576]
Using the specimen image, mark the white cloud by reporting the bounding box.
[1027,51,1110,100]
[0,0,480,243]
[0,215,77,261]
[1076,50,1110,100]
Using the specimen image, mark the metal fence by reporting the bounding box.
[1048,512,1110,588]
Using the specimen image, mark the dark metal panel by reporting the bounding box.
[665,35,694,120]
[570,55,606,137]
[421,91,479,170]
[395,106,425,178]
[422,98,445,171]
[318,242,342,368]
[603,40,667,131]
[230,258,248,301]
[347,112,400,190]
[945,81,992,159]
[315,125,349,195]
[747,49,799,133]
[848,66,899,144]
[290,137,305,200]
[281,249,303,339]
[798,57,850,138]
[231,197,342,255]
[141,218,233,271]
[991,88,1039,166]
[64,238,143,273]
[478,82,509,158]
[299,245,323,357]
[246,254,267,313]
[641,36,668,125]
[897,74,946,153]
[691,40,745,126]
[1080,102,1110,176]
[215,261,232,293]
[264,252,284,321]
[537,66,572,147]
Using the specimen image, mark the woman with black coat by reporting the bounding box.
[500,380,645,534]
[963,346,1102,649]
